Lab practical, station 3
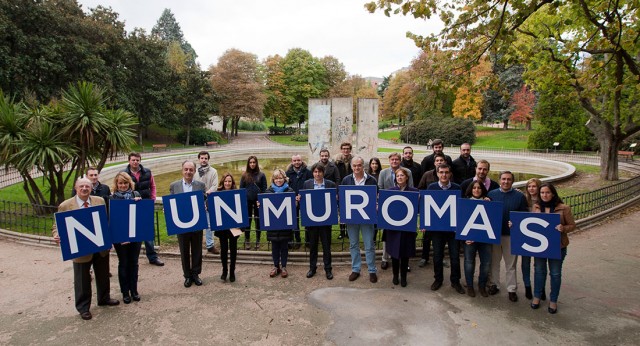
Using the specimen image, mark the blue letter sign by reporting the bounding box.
[420,190,460,231]
[55,205,110,261]
[299,188,338,227]
[259,192,297,231]
[510,212,561,259]
[339,185,377,225]
[455,199,503,244]
[109,199,155,243]
[162,191,208,235]
[207,189,249,231]
[377,190,418,232]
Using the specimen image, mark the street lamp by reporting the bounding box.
[553,142,560,153]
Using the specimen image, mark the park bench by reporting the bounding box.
[618,150,634,161]
[206,141,219,147]
[152,144,168,152]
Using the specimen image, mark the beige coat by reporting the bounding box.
[532,203,576,248]
[52,195,109,263]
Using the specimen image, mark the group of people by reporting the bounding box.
[53,143,576,321]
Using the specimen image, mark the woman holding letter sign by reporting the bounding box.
[386,167,418,287]
[531,183,576,314]
[263,169,295,278]
[215,173,241,283]
[110,172,142,304]
[522,178,544,301]
[463,181,492,297]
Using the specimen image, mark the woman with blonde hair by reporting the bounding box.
[264,169,295,278]
[522,178,543,300]
[215,173,240,282]
[110,172,142,304]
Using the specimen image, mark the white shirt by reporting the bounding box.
[182,179,193,192]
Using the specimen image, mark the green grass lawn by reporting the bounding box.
[474,129,532,149]
[378,129,400,141]
[268,135,307,146]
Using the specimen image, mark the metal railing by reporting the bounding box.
[563,175,640,220]
[2,176,639,249]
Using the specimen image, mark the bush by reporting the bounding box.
[176,128,222,145]
[399,117,476,146]
[268,126,307,135]
[291,135,308,142]
[237,120,267,131]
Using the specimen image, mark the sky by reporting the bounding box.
[77,0,443,78]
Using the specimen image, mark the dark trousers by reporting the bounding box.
[307,226,332,271]
[292,207,307,244]
[271,239,289,268]
[113,242,142,295]
[244,200,261,243]
[177,230,203,278]
[421,232,432,261]
[219,232,238,274]
[432,232,461,284]
[392,257,409,280]
[73,252,110,313]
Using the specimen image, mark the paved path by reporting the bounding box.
[0,207,638,345]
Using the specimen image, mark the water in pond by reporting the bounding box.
[154,158,544,197]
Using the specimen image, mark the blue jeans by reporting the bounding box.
[431,232,460,283]
[521,256,532,287]
[205,213,216,249]
[347,224,377,274]
[144,240,158,262]
[464,241,492,288]
[534,247,567,302]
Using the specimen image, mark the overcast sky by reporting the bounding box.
[77,0,443,77]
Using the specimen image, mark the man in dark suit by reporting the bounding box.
[425,164,466,295]
[300,162,336,280]
[52,178,119,320]
[451,143,477,184]
[169,160,207,288]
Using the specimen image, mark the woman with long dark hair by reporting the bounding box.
[215,173,240,282]
[531,183,576,314]
[239,156,267,250]
[462,180,492,297]
[367,157,382,182]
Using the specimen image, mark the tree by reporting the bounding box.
[365,0,640,180]
[210,49,265,136]
[263,55,290,128]
[281,48,328,127]
[321,55,349,97]
[452,57,492,120]
[151,8,197,64]
[482,60,525,129]
[509,85,536,130]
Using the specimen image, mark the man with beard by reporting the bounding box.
[401,146,423,188]
[451,143,477,184]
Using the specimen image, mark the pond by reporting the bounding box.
[154,158,544,197]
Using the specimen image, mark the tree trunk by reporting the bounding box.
[273,115,277,128]
[597,135,620,181]
[185,125,191,146]
[502,119,509,130]
[525,119,532,131]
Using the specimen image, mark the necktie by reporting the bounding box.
[83,201,89,208]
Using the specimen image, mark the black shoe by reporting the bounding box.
[220,272,227,282]
[488,284,500,295]
[80,311,92,320]
[325,270,333,280]
[531,299,540,309]
[393,276,399,285]
[132,292,141,302]
[184,278,193,287]
[229,272,235,282]
[509,292,518,302]
[431,280,443,291]
[123,294,132,304]
[478,286,489,297]
[149,259,165,266]
[381,261,389,270]
[541,291,547,301]
[525,286,533,300]
[452,282,466,294]
[401,278,407,287]
[306,269,316,278]
[193,275,203,286]
[548,306,558,314]
[98,298,119,306]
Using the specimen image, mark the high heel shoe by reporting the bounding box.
[531,298,541,309]
[548,302,558,314]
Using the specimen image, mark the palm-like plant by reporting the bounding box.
[0,91,28,167]
[60,81,112,182]
[96,108,138,169]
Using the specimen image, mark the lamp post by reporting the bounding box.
[553,142,560,153]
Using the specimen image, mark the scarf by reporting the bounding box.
[113,189,134,200]
[538,198,558,213]
[271,182,289,193]
[198,165,210,177]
